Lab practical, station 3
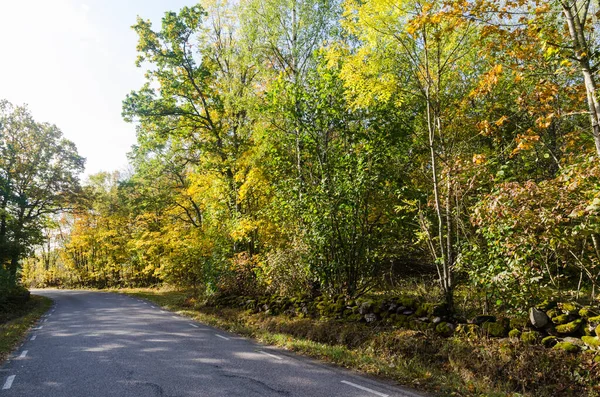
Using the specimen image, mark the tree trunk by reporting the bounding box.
[561,0,600,156]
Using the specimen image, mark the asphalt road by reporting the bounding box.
[0,290,423,397]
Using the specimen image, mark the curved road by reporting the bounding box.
[0,290,422,397]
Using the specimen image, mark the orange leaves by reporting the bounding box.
[511,133,540,156]
[472,153,487,165]
[470,64,503,98]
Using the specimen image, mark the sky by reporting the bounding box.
[0,0,197,177]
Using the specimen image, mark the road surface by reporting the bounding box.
[0,290,423,397]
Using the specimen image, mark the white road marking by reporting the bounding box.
[258,350,282,360]
[189,324,199,328]
[30,335,37,341]
[171,316,178,319]
[18,351,27,359]
[215,334,230,340]
[341,381,389,397]
[33,326,43,330]
[2,375,15,390]
[42,319,47,323]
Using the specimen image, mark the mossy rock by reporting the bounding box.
[559,302,578,314]
[415,303,431,317]
[521,331,541,344]
[537,300,557,311]
[482,321,508,337]
[553,342,580,353]
[541,336,558,348]
[435,322,454,337]
[551,314,571,325]
[546,308,560,319]
[508,329,521,339]
[509,317,528,330]
[579,307,597,319]
[555,319,583,335]
[582,336,600,349]
[399,297,416,309]
[588,315,600,325]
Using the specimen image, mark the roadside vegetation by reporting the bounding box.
[0,294,51,363]
[4,0,600,395]
[123,287,600,396]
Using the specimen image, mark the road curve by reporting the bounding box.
[0,290,423,397]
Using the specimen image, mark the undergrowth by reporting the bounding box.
[119,288,600,397]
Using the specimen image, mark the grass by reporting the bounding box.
[0,295,52,363]
[119,287,600,397]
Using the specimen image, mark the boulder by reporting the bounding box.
[432,316,442,324]
[529,307,549,329]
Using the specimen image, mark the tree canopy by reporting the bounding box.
[18,0,600,315]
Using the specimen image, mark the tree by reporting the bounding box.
[0,100,84,284]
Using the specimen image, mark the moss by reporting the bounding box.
[559,302,578,313]
[435,322,454,337]
[399,297,415,309]
[415,303,431,317]
[509,317,528,330]
[582,336,600,348]
[588,315,600,324]
[555,319,583,335]
[508,329,521,339]
[537,300,557,311]
[553,341,580,353]
[579,307,597,319]
[541,336,558,348]
[546,308,559,319]
[482,321,507,337]
[521,331,540,344]
[551,314,570,325]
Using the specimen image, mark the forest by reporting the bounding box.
[9,0,600,313]
[4,0,600,373]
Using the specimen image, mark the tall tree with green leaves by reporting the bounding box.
[0,100,84,285]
